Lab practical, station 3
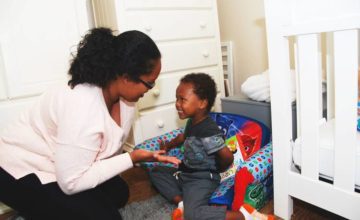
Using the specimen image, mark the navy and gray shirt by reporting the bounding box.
[179,116,226,173]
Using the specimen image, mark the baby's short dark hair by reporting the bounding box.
[180,73,217,112]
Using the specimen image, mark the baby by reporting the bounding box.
[149,73,274,220]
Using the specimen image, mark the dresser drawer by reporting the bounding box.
[137,74,181,110]
[138,68,222,110]
[160,40,219,73]
[123,0,213,10]
[120,10,215,42]
[134,106,186,143]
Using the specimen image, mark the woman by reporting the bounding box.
[0,27,180,220]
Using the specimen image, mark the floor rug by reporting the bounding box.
[119,194,175,220]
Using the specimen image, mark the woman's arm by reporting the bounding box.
[55,147,181,195]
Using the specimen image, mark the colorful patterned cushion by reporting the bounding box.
[209,143,273,208]
[243,173,273,210]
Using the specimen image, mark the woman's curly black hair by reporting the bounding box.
[180,73,217,112]
[68,27,161,88]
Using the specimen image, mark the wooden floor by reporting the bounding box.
[0,167,348,220]
[121,168,347,220]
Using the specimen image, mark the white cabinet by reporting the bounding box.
[92,0,225,144]
[0,0,92,99]
[0,0,93,130]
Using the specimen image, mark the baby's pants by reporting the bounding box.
[149,166,227,220]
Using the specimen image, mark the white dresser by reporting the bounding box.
[92,0,225,146]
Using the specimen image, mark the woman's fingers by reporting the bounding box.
[130,149,181,165]
[154,150,166,155]
[153,153,181,165]
[165,156,181,165]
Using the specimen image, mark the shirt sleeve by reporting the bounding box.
[201,133,226,155]
[55,144,133,195]
[54,88,133,195]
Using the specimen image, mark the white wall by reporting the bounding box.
[217,0,268,95]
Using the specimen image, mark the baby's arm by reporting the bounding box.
[216,147,234,172]
[160,133,185,152]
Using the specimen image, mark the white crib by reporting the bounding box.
[264,0,360,219]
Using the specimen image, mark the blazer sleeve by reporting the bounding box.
[54,89,133,195]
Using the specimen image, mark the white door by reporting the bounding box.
[0,0,92,99]
[0,0,93,131]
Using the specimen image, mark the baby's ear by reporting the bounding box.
[200,99,208,110]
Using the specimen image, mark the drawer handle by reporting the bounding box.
[156,120,164,128]
[199,22,207,29]
[202,51,210,58]
[145,26,152,32]
[152,89,160,97]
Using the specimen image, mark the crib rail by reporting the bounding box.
[293,28,359,218]
[282,15,360,37]
[296,29,358,189]
[265,0,360,219]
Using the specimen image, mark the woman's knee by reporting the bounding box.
[99,176,129,208]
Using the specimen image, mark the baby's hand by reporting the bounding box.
[159,139,170,152]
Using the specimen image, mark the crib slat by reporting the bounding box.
[333,30,358,191]
[294,42,302,137]
[326,33,335,120]
[296,34,321,180]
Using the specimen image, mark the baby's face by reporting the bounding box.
[175,82,205,119]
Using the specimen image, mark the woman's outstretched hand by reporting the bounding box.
[130,149,181,165]
[153,150,181,165]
